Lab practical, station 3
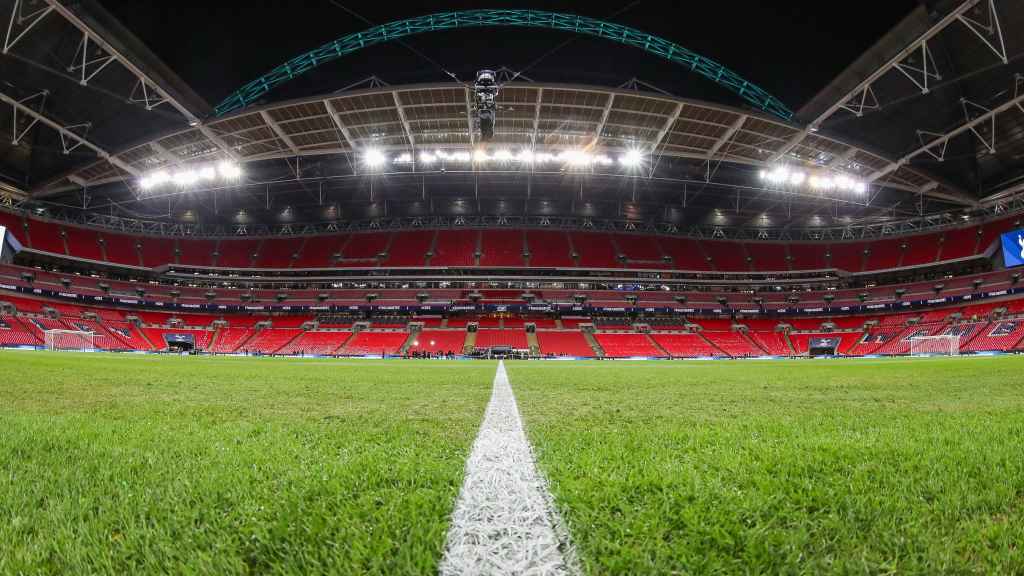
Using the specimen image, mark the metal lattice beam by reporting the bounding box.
[213,10,793,120]
[0,88,139,176]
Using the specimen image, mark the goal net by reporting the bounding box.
[44,329,95,352]
[909,334,960,357]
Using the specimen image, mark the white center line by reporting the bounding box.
[439,360,577,576]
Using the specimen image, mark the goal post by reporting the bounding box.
[44,329,96,352]
[909,334,960,357]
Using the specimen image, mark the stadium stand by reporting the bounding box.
[526,230,574,267]
[475,329,529,349]
[594,333,664,357]
[650,333,720,357]
[209,327,255,353]
[27,220,66,254]
[536,331,595,357]
[570,232,620,269]
[338,332,408,355]
[276,331,351,355]
[63,227,104,261]
[177,238,219,267]
[703,331,762,357]
[410,330,467,354]
[254,238,304,268]
[139,237,177,268]
[431,230,477,266]
[240,328,301,354]
[382,231,432,267]
[480,230,525,267]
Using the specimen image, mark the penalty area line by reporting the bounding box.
[439,360,578,576]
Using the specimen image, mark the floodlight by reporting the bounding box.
[619,149,643,167]
[363,149,386,168]
[419,152,437,164]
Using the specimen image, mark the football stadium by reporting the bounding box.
[2,1,1024,573]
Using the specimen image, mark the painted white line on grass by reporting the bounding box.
[440,360,578,576]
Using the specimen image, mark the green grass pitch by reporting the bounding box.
[2,352,1024,574]
[0,353,495,574]
[507,357,1024,574]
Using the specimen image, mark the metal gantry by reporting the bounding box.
[4,0,204,123]
[810,0,1008,129]
[18,202,1023,243]
[868,75,1024,184]
[0,88,140,176]
[213,9,794,120]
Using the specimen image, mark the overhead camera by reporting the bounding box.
[474,69,498,141]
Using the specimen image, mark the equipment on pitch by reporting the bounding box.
[909,334,960,357]
[44,329,95,352]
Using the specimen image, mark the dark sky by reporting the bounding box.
[102,1,921,113]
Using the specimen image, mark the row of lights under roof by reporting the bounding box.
[139,161,243,190]
[363,148,645,168]
[759,165,867,194]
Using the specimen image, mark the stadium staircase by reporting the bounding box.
[644,333,671,357]
[742,331,769,355]
[783,332,797,355]
[235,329,259,353]
[462,330,477,354]
[697,331,729,358]
[330,332,357,355]
[525,330,540,356]
[137,327,158,350]
[424,230,438,266]
[208,328,222,352]
[582,331,605,357]
[398,328,420,355]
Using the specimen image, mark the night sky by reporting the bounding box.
[102,1,920,112]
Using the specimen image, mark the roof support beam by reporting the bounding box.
[590,93,615,147]
[464,86,475,147]
[649,102,682,153]
[195,125,239,161]
[705,115,745,159]
[323,99,358,151]
[868,89,1024,185]
[148,141,180,164]
[392,91,415,149]
[769,129,809,163]
[530,88,543,148]
[810,0,1000,128]
[258,110,300,155]
[40,0,203,123]
[4,0,54,53]
[0,88,139,176]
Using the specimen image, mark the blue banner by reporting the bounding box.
[1001,229,1024,268]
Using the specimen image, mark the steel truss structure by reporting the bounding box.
[869,75,1024,183]
[16,198,1022,243]
[37,82,974,208]
[812,0,1007,128]
[0,88,140,176]
[777,0,1011,178]
[3,0,203,123]
[213,9,793,120]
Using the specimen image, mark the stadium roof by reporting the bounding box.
[2,1,1024,236]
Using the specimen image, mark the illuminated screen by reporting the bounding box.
[1001,229,1024,268]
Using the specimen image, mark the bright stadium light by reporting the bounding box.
[419,152,437,164]
[619,149,644,167]
[395,152,413,163]
[363,149,386,168]
[516,149,534,163]
[759,164,865,194]
[473,149,491,163]
[217,161,242,179]
[493,149,514,162]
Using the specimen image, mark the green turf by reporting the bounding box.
[0,352,494,575]
[507,357,1024,575]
